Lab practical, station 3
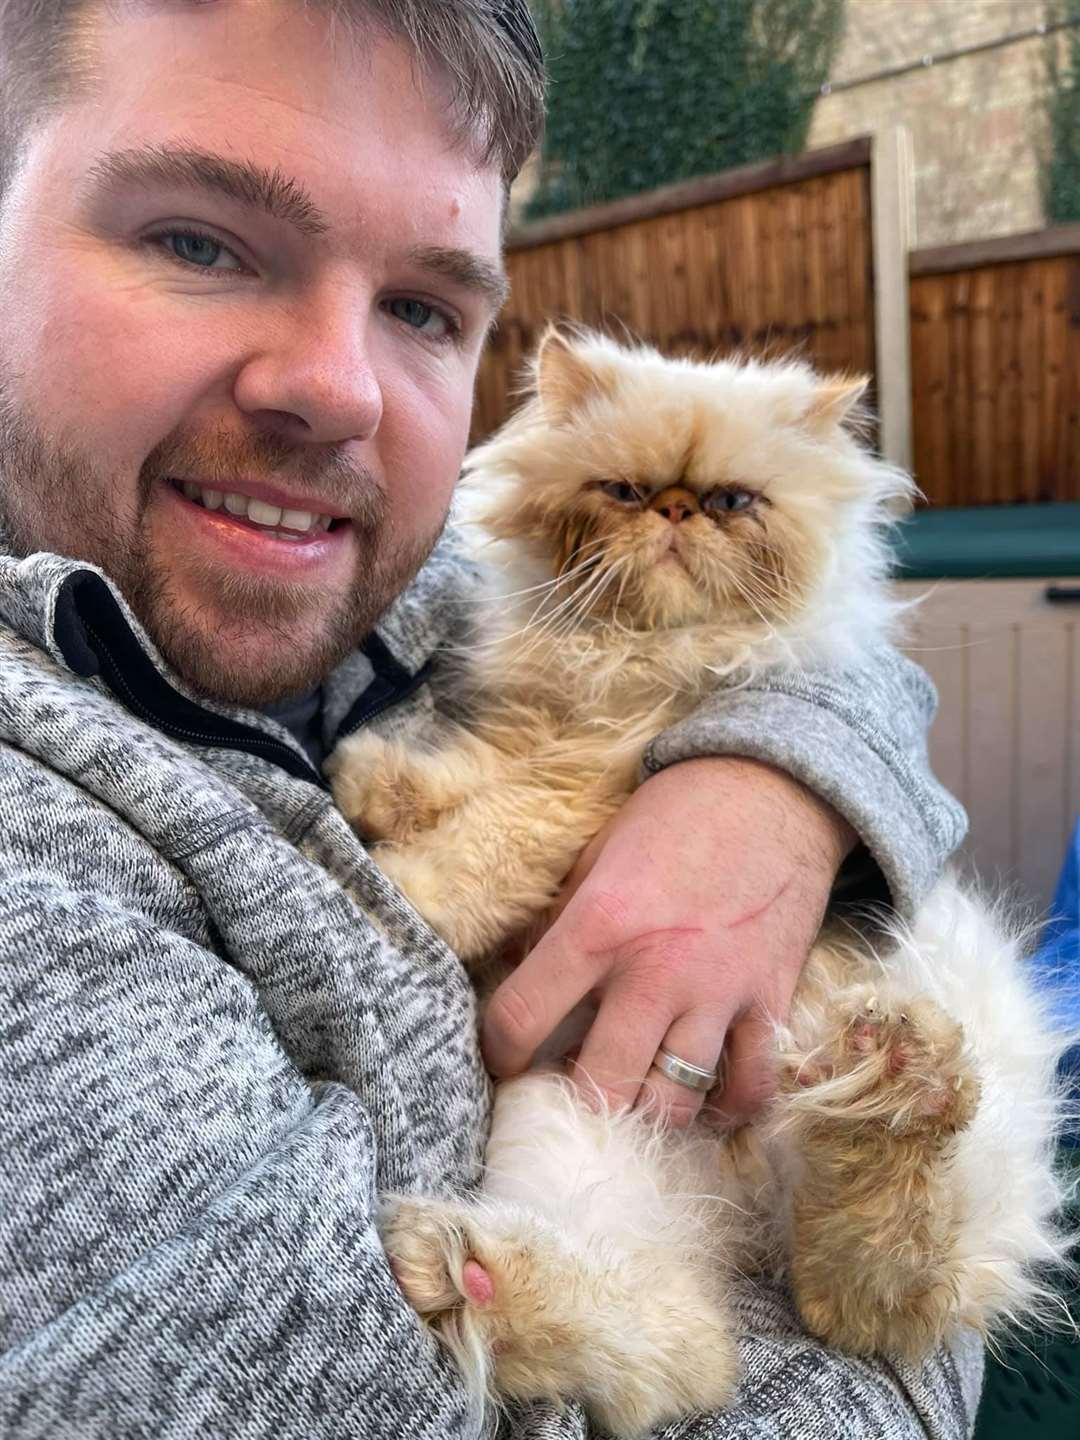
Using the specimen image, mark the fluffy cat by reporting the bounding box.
[328,328,1072,1438]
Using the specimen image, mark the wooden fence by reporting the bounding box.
[479,146,1080,509]
[910,228,1080,507]
[474,138,878,443]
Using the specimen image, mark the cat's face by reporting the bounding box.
[469,329,898,634]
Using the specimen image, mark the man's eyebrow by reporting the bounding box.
[82,144,330,237]
[408,245,509,313]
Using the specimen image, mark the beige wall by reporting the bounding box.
[809,0,1054,247]
[510,2,1060,246]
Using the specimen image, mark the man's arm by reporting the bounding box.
[645,1279,984,1440]
[483,648,967,1124]
[642,646,968,920]
[0,769,468,1437]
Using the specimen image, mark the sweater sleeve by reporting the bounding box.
[641,647,968,920]
[0,869,471,1439]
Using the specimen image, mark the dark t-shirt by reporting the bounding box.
[261,686,324,770]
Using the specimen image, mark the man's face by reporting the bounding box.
[0,1,505,704]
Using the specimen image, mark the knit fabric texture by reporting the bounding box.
[0,538,978,1438]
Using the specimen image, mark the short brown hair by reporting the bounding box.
[0,0,546,198]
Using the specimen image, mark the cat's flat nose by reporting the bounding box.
[650,486,700,524]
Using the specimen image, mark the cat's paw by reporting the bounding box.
[327,731,407,840]
[380,1194,527,1333]
[781,991,980,1135]
[380,1195,474,1318]
[328,732,449,843]
[793,1265,961,1363]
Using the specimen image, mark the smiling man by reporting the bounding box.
[0,2,980,1437]
[0,13,507,704]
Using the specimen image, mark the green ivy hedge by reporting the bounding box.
[527,0,846,221]
[1044,0,1080,224]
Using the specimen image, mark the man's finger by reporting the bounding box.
[481,927,599,1077]
[640,1009,730,1128]
[710,1012,779,1124]
[568,987,672,1113]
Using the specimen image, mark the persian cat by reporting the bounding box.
[329,329,1071,1438]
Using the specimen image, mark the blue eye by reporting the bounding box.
[703,487,757,516]
[601,480,642,505]
[387,297,454,340]
[152,229,244,273]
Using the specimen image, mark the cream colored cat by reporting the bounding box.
[328,329,1071,1438]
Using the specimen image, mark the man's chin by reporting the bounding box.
[130,574,380,707]
[117,521,442,707]
[151,616,360,707]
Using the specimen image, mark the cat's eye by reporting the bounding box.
[600,480,643,506]
[703,487,758,516]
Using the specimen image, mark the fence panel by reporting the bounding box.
[910,230,1080,506]
[475,141,877,442]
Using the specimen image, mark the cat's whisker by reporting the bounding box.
[463,556,601,607]
[526,556,630,638]
[561,533,613,565]
[544,558,631,639]
[510,561,616,645]
[718,572,778,634]
[523,569,614,642]
[713,561,795,636]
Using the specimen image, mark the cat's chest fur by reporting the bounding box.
[475,622,729,791]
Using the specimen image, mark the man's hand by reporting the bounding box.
[481,757,857,1127]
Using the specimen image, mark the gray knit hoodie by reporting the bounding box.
[0,535,980,1439]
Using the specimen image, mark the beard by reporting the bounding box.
[0,385,444,706]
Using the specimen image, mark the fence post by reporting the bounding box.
[872,126,915,474]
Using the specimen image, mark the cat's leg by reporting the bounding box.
[365,773,621,963]
[381,1192,737,1438]
[327,727,499,844]
[774,975,982,1361]
[382,1072,740,1438]
[776,880,1074,1359]
[330,725,619,962]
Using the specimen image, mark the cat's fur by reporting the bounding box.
[329,329,1073,1438]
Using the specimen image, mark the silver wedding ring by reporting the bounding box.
[653,1047,719,1093]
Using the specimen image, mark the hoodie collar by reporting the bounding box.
[0,548,435,788]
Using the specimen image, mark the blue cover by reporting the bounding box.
[1033,820,1080,1135]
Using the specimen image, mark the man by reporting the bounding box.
[0,1,978,1435]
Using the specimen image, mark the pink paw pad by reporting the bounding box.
[887,1044,910,1076]
[461,1258,495,1307]
[851,1023,880,1054]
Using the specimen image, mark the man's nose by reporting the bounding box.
[649,486,700,524]
[232,300,384,445]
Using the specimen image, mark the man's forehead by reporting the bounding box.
[65,8,507,286]
[80,141,508,310]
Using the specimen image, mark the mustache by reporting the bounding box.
[139,423,387,527]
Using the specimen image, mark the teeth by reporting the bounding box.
[248,499,284,526]
[177,479,333,533]
[281,508,314,531]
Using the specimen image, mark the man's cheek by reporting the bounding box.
[381,383,472,522]
[34,290,220,455]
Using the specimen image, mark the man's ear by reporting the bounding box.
[805,375,869,432]
[534,324,615,422]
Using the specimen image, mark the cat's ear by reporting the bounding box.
[534,326,615,422]
[805,375,869,432]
